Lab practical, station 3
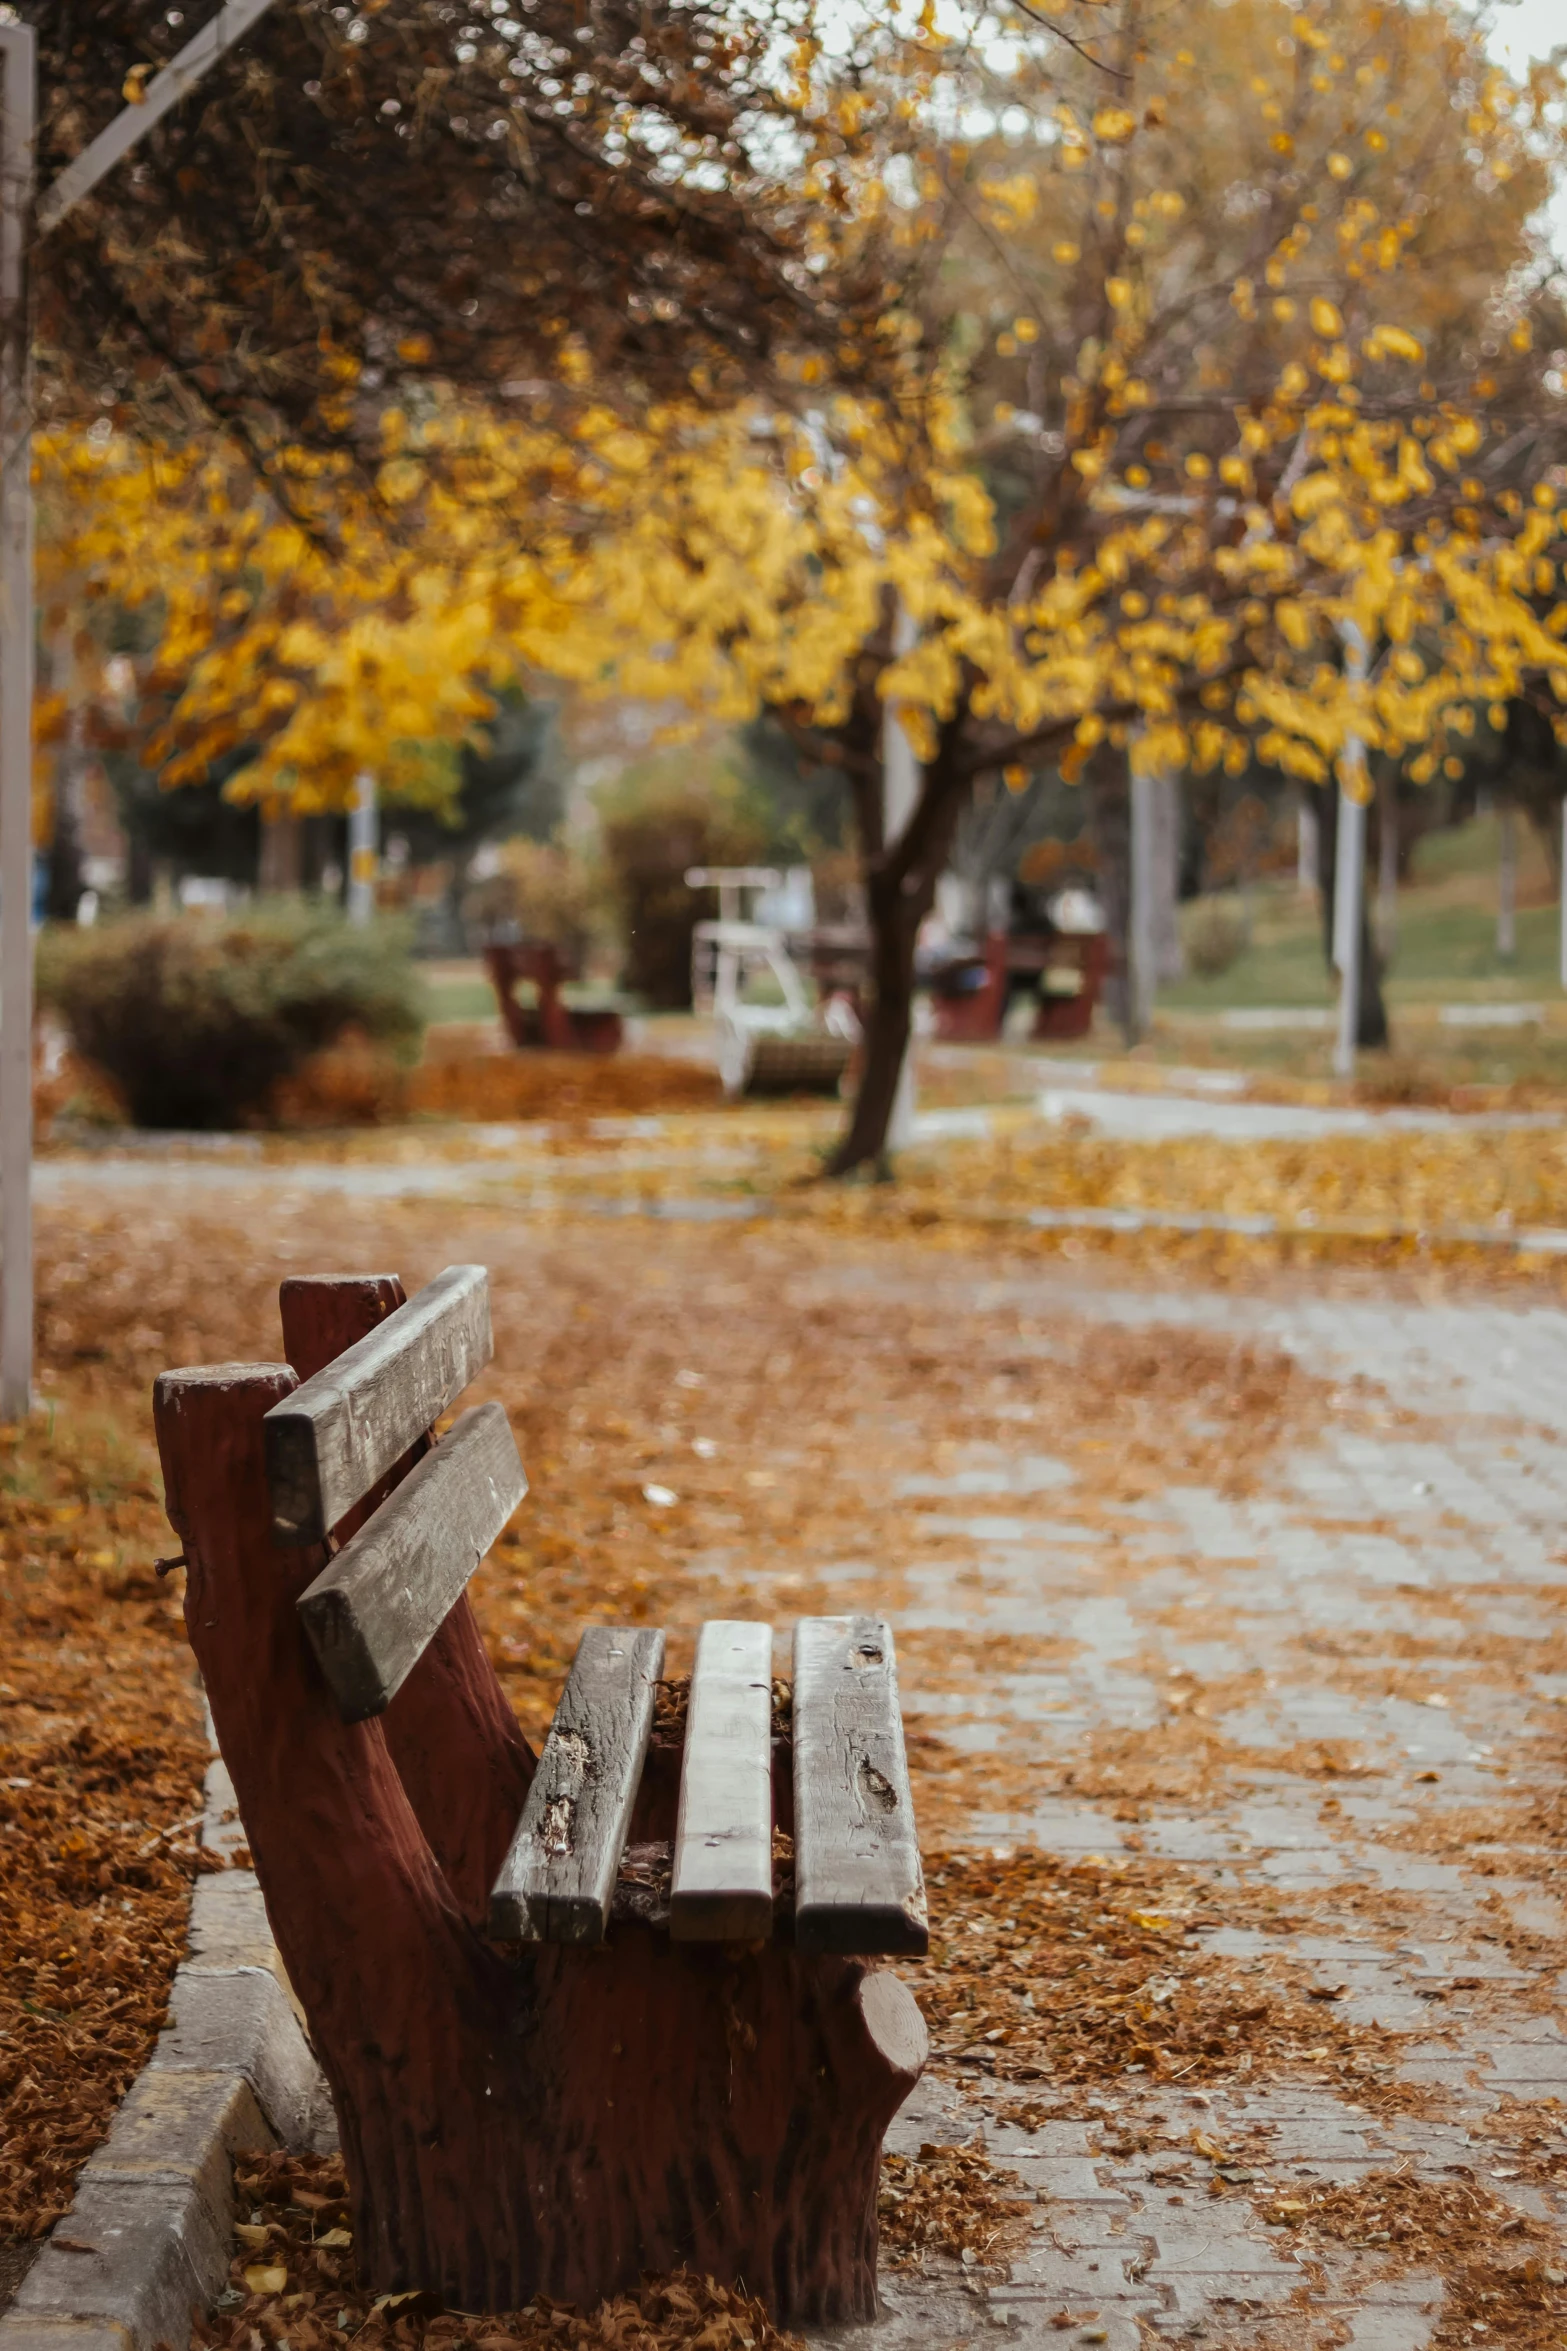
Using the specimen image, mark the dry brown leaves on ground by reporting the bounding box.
[1262,2170,1567,2349]
[277,1048,723,1130]
[0,1410,207,2241]
[907,1849,1386,2093]
[199,2153,802,2351]
[876,2140,1032,2271]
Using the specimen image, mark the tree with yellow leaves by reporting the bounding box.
[552,0,1567,1168]
[33,409,598,847]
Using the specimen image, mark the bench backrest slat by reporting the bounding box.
[670,1621,774,1942]
[791,1614,928,1957]
[488,1624,665,1945]
[264,1264,491,1542]
[296,1402,527,1722]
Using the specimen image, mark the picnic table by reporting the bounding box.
[153,1266,927,2322]
[482,940,627,1054]
[927,926,1111,1043]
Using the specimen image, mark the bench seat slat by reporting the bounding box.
[264,1264,491,1543]
[296,1402,527,1722]
[488,1625,665,1945]
[670,1621,774,1942]
[792,1615,927,1957]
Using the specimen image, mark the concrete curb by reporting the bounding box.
[1,1742,328,2351]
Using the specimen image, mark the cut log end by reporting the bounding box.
[856,1967,929,2089]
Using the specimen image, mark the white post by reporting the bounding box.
[1497,799,1516,961]
[883,600,919,1153]
[0,25,35,1426]
[1128,762,1156,1041]
[1332,622,1369,1083]
[0,1,282,1421]
[347,772,378,926]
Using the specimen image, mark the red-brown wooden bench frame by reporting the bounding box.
[153,1267,927,2324]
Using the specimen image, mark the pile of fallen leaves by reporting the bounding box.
[1262,2170,1567,2349]
[273,1047,723,1129]
[907,1849,1373,2091]
[197,2152,803,2351]
[0,1411,208,2241]
[876,2140,1032,2270]
[893,1123,1567,1236]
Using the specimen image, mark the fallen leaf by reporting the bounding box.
[243,2264,288,2295]
[372,2289,442,2320]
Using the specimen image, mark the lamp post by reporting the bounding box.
[882,599,919,1153]
[347,774,379,926]
[0,1,282,1421]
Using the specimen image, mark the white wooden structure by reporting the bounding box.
[684,867,854,1098]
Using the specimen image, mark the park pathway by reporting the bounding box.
[812,1264,1567,2351]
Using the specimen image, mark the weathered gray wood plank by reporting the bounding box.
[263,1263,491,1542]
[296,1401,527,1722]
[792,1615,927,1956]
[488,1625,665,1944]
[670,1620,774,1941]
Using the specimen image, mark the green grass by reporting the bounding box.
[1160,898,1333,1010]
[424,975,498,1023]
[1159,810,1563,1014]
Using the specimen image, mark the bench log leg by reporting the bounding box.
[278,1275,535,1921]
[157,1365,925,2324]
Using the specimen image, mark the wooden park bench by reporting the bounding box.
[483,939,627,1054]
[152,1266,928,2326]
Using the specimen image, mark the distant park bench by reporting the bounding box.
[153,1265,928,2324]
[482,939,627,1053]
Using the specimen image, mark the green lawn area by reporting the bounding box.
[424,972,499,1022]
[1160,811,1564,1013]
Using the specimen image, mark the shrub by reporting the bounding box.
[597,759,766,1009]
[1183,898,1249,979]
[37,906,426,1129]
[462,833,609,968]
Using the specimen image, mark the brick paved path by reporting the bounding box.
[807,1272,1567,2351]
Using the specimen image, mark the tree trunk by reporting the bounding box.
[1376,769,1398,962]
[1297,792,1318,899]
[1498,800,1517,960]
[1310,783,1389,1051]
[127,831,154,905]
[1086,750,1132,1041]
[826,734,968,1178]
[44,727,86,923]
[259,810,302,895]
[828,857,920,1177]
[1151,770,1185,983]
[154,1357,925,2322]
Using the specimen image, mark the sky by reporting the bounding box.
[1486,0,1567,258]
